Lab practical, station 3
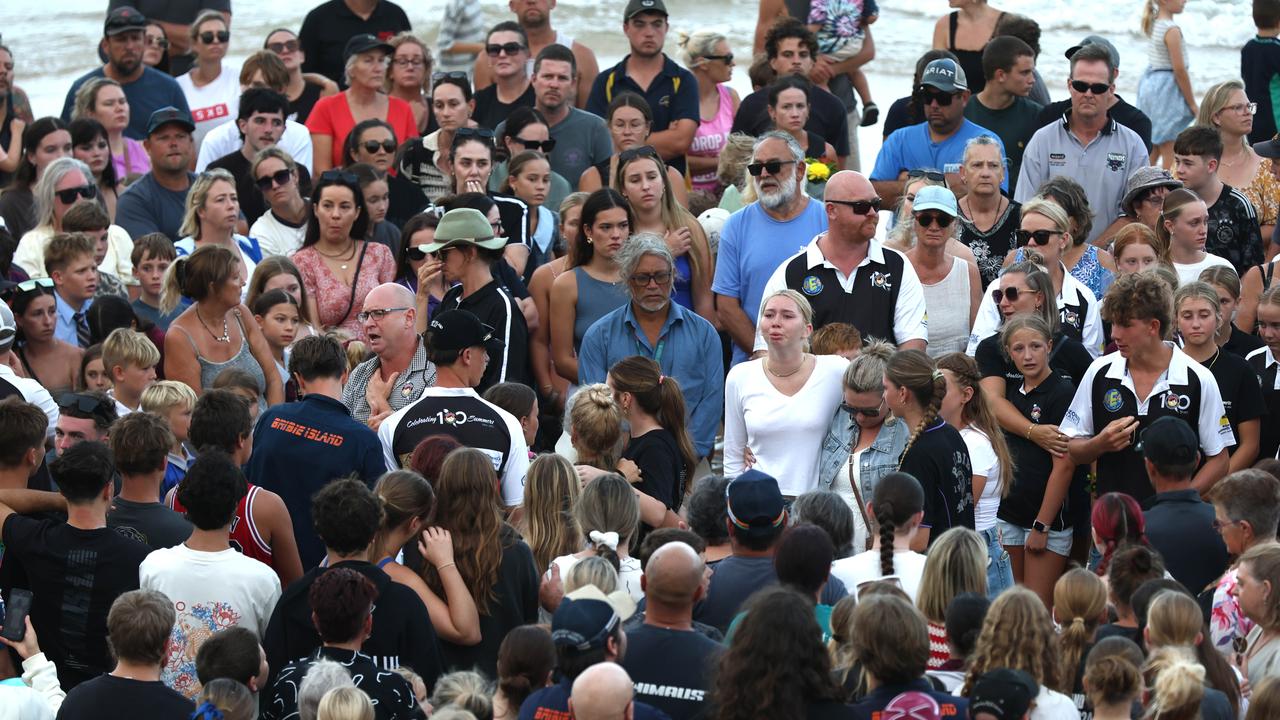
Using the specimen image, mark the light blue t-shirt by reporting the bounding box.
[871,119,1008,192]
[711,198,828,365]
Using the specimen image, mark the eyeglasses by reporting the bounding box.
[255,168,293,191]
[512,137,556,153]
[363,139,397,154]
[840,400,883,418]
[406,246,428,261]
[991,286,1032,304]
[827,198,882,215]
[55,184,97,204]
[914,212,954,228]
[486,42,526,56]
[1070,80,1111,95]
[703,53,734,64]
[619,145,659,164]
[1015,228,1062,247]
[199,30,230,44]
[146,36,169,49]
[1213,517,1243,532]
[319,169,359,184]
[907,170,946,182]
[356,306,412,322]
[392,56,426,68]
[57,392,115,419]
[1223,102,1258,116]
[266,39,299,54]
[629,271,673,287]
[919,89,957,106]
[746,159,797,176]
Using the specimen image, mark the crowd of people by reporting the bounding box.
[8,0,1280,718]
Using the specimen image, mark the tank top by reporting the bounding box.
[921,256,972,358]
[1147,18,1184,70]
[169,484,275,572]
[689,84,735,192]
[572,266,629,351]
[947,11,1003,95]
[173,310,268,408]
[291,81,324,124]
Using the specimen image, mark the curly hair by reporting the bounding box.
[176,450,249,531]
[309,567,378,644]
[522,453,582,573]
[312,477,385,556]
[1101,269,1175,339]
[424,448,507,613]
[962,586,1061,695]
[1052,569,1108,694]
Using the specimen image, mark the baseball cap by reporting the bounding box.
[883,691,941,720]
[344,33,394,61]
[145,106,195,136]
[427,309,504,353]
[551,597,620,652]
[421,208,506,253]
[725,470,787,534]
[104,6,146,37]
[1121,166,1182,215]
[912,185,958,217]
[0,301,15,353]
[1065,35,1120,70]
[918,58,968,94]
[1256,138,1280,160]
[968,668,1038,720]
[1140,416,1199,467]
[624,0,668,20]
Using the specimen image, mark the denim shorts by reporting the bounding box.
[980,526,1014,599]
[997,519,1074,558]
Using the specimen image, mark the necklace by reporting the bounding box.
[315,241,357,270]
[766,353,808,377]
[196,307,230,343]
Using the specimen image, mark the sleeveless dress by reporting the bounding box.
[690,84,735,193]
[921,256,972,357]
[572,266,630,351]
[1138,18,1194,144]
[172,310,267,409]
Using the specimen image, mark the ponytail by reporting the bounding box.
[1144,647,1205,720]
[1053,569,1108,694]
[1140,0,1158,36]
[887,350,946,465]
[608,356,698,493]
[161,256,188,314]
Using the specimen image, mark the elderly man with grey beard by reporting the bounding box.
[711,130,829,366]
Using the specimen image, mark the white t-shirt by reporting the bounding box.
[250,210,308,257]
[176,63,242,150]
[1174,253,1234,286]
[722,354,849,496]
[195,118,314,174]
[829,549,928,603]
[960,426,1000,532]
[551,553,644,602]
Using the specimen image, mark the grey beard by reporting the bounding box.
[757,174,797,210]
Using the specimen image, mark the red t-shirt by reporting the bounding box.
[305,93,420,169]
[170,483,275,576]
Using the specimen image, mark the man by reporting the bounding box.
[620,542,722,720]
[693,470,846,633]
[473,0,600,109]
[964,36,1043,193]
[1207,468,1280,653]
[262,478,444,689]
[472,22,535,130]
[0,398,51,493]
[196,54,316,173]
[1017,44,1149,246]
[107,411,192,550]
[586,0,698,174]
[579,234,723,466]
[1141,416,1231,595]
[713,132,828,365]
[378,309,529,508]
[54,391,117,457]
[732,19,851,169]
[756,171,928,351]
[60,6,190,140]
[571,664,639,720]
[298,0,411,87]
[45,233,98,348]
[0,442,151,689]
[195,626,269,694]
[249,335,385,568]
[141,451,282,700]
[1033,36,1154,152]
[55,590,194,718]
[871,58,1005,204]
[115,107,198,241]
[106,0,232,75]
[343,283,438,425]
[1171,126,1264,276]
[206,87,304,230]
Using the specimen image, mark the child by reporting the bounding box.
[212,367,264,423]
[806,0,879,125]
[251,289,301,392]
[1137,0,1196,167]
[80,343,111,391]
[102,327,160,415]
[44,232,98,348]
[1250,285,1280,460]
[141,379,198,496]
[349,163,401,254]
[130,233,185,330]
[1242,0,1280,144]
[61,202,129,300]
[504,150,560,279]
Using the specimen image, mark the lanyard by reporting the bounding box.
[635,334,666,364]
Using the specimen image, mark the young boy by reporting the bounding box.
[102,327,160,415]
[140,380,198,496]
[1243,0,1280,144]
[130,233,184,330]
[62,202,129,301]
[1172,126,1264,276]
[45,232,99,348]
[212,367,263,424]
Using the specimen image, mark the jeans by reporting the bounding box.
[981,526,1014,599]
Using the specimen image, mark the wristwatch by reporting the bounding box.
[1031,520,1049,534]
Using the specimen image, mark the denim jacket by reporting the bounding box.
[817,409,911,497]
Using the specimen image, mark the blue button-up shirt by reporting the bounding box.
[578,301,723,459]
[54,291,92,347]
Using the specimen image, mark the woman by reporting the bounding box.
[68,119,120,220]
[370,469,482,646]
[958,135,1019,288]
[1,117,72,241]
[492,107,572,211]
[161,245,283,404]
[142,21,170,73]
[885,349,974,546]
[917,527,987,669]
[71,78,147,186]
[679,31,739,194]
[502,151,559,279]
[1236,543,1280,686]
[906,185,981,357]
[518,453,581,575]
[341,118,426,230]
[385,33,433,133]
[1112,222,1168,276]
[608,355,699,520]
[306,35,418,173]
[248,147,311,257]
[817,341,910,547]
[176,11,240,148]
[417,448,539,677]
[829,471,927,602]
[263,28,339,124]
[1175,282,1263,472]
[1052,568,1107,699]
[1091,493,1150,578]
[1116,166,1182,243]
[549,188,632,386]
[417,74,476,203]
[615,147,715,322]
[174,169,265,295]
[530,193,587,414]
[724,290,848,496]
[492,626,554,720]
[10,277,82,395]
[442,130,533,276]
[1035,175,1116,300]
[931,0,1006,95]
[1160,188,1232,284]
[292,170,395,337]
[1145,589,1242,717]
[767,76,835,164]
[884,170,976,264]
[1198,80,1277,242]
[552,472,644,601]
[245,255,318,339]
[578,93,688,206]
[1235,248,1280,343]
[1209,468,1280,657]
[397,211,445,325]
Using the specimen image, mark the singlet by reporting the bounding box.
[803,131,827,161]
[169,483,274,570]
[523,31,576,78]
[1147,19,1184,71]
[572,266,630,351]
[921,256,972,357]
[947,11,1004,95]
[291,81,324,124]
[689,84,735,192]
[172,310,267,407]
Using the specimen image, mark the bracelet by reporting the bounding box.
[1026,423,1035,440]
[436,562,457,572]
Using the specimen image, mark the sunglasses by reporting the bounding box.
[454,127,495,145]
[406,246,428,261]
[320,169,359,184]
[1016,228,1062,247]
[827,198,882,215]
[919,89,957,106]
[703,53,734,64]
[486,42,526,56]
[432,70,468,83]
[840,401,882,418]
[907,169,946,182]
[363,139,397,154]
[991,286,1033,304]
[266,39,299,54]
[746,159,797,176]
[619,145,659,163]
[55,184,97,204]
[147,36,169,49]
[629,271,673,287]
[255,168,292,191]
[57,392,115,419]
[1070,80,1110,95]
[512,137,556,153]
[914,212,954,228]
[199,30,230,44]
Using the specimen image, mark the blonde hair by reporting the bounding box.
[523,453,582,573]
[1199,265,1242,300]
[317,686,374,720]
[384,32,433,94]
[963,586,1061,694]
[1174,280,1222,327]
[888,175,946,250]
[569,384,624,470]
[1053,569,1108,693]
[1144,647,1205,720]
[677,30,728,68]
[1196,80,1250,152]
[1240,542,1280,630]
[430,671,494,720]
[760,289,814,350]
[179,168,237,239]
[141,380,198,415]
[1155,188,1204,253]
[916,527,987,623]
[72,77,123,122]
[102,327,160,374]
[614,151,706,280]
[574,473,640,569]
[196,678,256,720]
[190,9,227,41]
[1022,196,1073,236]
[843,339,895,394]
[564,555,620,594]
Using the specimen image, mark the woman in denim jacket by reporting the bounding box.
[817,340,909,551]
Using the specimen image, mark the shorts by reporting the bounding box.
[997,519,1074,558]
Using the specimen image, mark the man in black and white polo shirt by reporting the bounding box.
[377,309,529,508]
[1063,273,1233,502]
[753,170,927,351]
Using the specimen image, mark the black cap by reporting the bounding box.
[1256,139,1280,160]
[1065,35,1120,69]
[968,668,1038,720]
[551,597,620,651]
[145,106,196,136]
[427,309,504,353]
[624,0,668,20]
[1140,416,1200,468]
[343,33,394,61]
[104,6,147,37]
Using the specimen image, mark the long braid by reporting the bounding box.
[877,500,896,577]
[899,373,946,467]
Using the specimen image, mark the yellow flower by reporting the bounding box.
[806,160,831,182]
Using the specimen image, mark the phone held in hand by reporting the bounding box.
[1,588,32,642]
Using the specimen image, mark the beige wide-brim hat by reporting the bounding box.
[420,207,507,253]
[565,584,638,621]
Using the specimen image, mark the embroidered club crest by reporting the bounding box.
[801,275,823,295]
[401,383,415,399]
[870,271,892,291]
[1106,152,1126,172]
[1103,388,1123,412]
[1030,404,1042,422]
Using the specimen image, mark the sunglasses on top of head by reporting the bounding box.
[1015,229,1062,247]
[55,184,97,204]
[200,30,230,44]
[1070,80,1111,95]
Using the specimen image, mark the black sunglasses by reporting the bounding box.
[915,212,954,229]
[320,169,359,184]
[199,30,230,44]
[1070,80,1111,95]
[919,89,957,106]
[907,169,946,182]
[432,70,469,83]
[406,247,428,261]
[266,39,299,54]
[746,159,797,176]
[827,198,882,215]
[57,392,115,419]
[255,168,292,191]
[486,42,525,56]
[362,139,397,154]
[454,127,495,146]
[619,145,659,164]
[991,286,1032,304]
[703,53,734,64]
[513,137,557,153]
[1016,229,1061,247]
[55,184,97,204]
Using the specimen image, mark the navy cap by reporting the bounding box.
[145,106,195,136]
[551,597,620,651]
[1140,416,1200,468]
[427,309,504,353]
[104,6,147,37]
[968,668,1038,720]
[725,469,787,533]
[343,33,394,61]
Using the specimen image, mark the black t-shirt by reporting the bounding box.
[897,420,974,544]
[1225,325,1265,359]
[208,149,313,229]
[1205,185,1264,277]
[621,625,724,720]
[57,674,194,720]
[976,331,1093,391]
[882,95,917,140]
[264,647,419,720]
[473,84,536,131]
[1,516,150,689]
[1201,347,1267,456]
[106,499,193,550]
[1033,96,1153,153]
[963,95,1043,192]
[298,0,412,86]
[386,171,428,232]
[731,85,851,158]
[1244,37,1280,144]
[1248,348,1280,461]
[291,80,324,125]
[435,279,532,391]
[959,200,1022,288]
[1000,372,1079,530]
[624,429,686,514]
